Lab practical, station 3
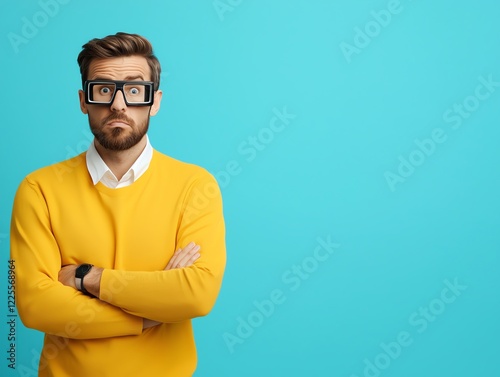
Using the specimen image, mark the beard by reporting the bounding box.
[89,112,150,151]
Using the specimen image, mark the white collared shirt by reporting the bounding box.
[86,136,153,189]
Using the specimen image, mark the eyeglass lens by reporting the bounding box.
[90,82,150,104]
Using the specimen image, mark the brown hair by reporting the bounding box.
[77,32,161,90]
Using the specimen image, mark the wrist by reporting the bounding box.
[75,264,93,295]
[84,267,103,298]
[75,264,103,298]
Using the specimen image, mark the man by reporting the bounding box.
[10,32,226,376]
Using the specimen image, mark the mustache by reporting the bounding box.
[100,113,135,126]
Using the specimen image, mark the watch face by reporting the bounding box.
[76,264,93,278]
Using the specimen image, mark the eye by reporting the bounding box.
[129,87,140,95]
[100,87,112,94]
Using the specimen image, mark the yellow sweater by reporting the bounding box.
[10,150,226,377]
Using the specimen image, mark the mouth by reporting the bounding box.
[106,121,130,128]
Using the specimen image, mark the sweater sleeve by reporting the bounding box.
[99,172,226,323]
[10,178,143,339]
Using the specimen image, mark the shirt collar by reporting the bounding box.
[86,135,153,186]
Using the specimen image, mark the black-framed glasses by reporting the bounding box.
[84,80,155,106]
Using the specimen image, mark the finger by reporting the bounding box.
[190,252,201,264]
[176,251,200,269]
[165,243,198,270]
[165,249,181,270]
[174,245,199,268]
[169,244,195,267]
[175,246,201,268]
[186,253,201,267]
[165,248,182,270]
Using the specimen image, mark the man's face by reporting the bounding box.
[78,56,162,151]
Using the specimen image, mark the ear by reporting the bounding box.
[78,90,88,114]
[150,90,163,116]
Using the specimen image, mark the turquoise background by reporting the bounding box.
[1,0,499,376]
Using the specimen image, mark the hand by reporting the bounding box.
[58,265,78,288]
[164,242,200,270]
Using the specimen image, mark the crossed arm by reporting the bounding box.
[11,174,226,340]
[57,242,201,330]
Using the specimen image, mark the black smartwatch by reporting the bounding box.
[75,264,94,296]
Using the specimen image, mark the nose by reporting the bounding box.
[110,89,127,111]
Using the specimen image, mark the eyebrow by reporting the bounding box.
[91,75,146,81]
[124,75,146,81]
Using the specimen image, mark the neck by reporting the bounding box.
[94,136,147,180]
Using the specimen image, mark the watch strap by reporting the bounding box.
[80,275,90,295]
[75,264,94,296]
